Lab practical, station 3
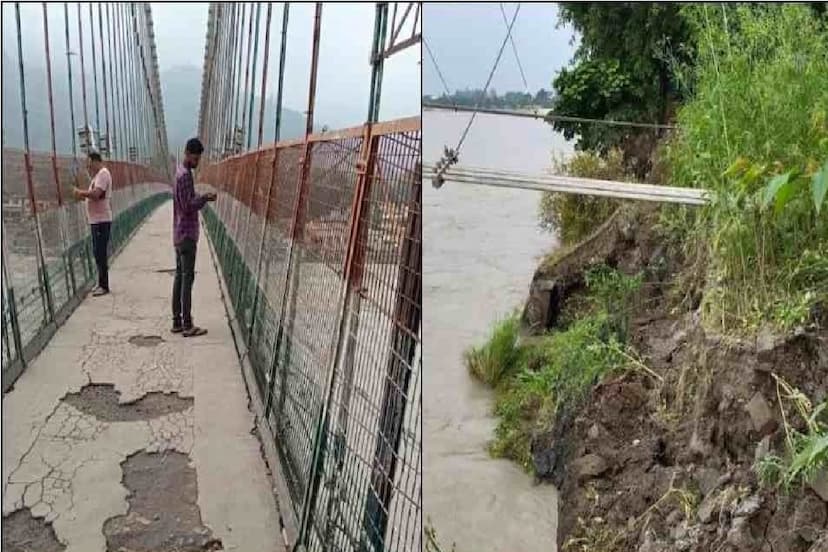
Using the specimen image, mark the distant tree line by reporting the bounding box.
[423,88,554,110]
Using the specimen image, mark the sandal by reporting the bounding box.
[182,326,208,338]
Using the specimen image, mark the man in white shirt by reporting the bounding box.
[73,151,113,297]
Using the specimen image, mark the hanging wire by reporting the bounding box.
[499,2,529,94]
[241,2,255,152]
[246,2,262,150]
[423,37,452,99]
[76,2,90,141]
[106,3,119,158]
[455,3,520,154]
[431,3,521,188]
[64,3,78,158]
[256,3,273,148]
[88,4,101,142]
[98,3,111,157]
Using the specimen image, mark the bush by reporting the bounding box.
[664,4,828,332]
[538,149,629,245]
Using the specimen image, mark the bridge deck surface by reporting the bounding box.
[2,202,282,552]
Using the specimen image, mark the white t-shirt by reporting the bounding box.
[86,167,113,224]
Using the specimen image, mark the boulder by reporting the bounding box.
[572,453,609,483]
[744,393,778,435]
[809,470,828,502]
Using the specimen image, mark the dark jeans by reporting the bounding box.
[91,222,111,291]
[172,238,197,328]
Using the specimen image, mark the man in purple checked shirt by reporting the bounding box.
[171,138,216,337]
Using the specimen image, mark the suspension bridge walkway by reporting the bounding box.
[1,3,421,552]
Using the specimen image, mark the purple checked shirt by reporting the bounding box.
[173,163,208,245]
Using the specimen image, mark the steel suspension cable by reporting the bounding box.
[499,2,529,94]
[257,3,273,148]
[126,4,139,163]
[98,3,111,158]
[15,2,55,321]
[106,3,120,158]
[88,4,101,144]
[249,1,288,342]
[64,3,79,158]
[246,2,262,150]
[77,3,90,141]
[454,3,520,154]
[423,37,452,99]
[235,3,249,151]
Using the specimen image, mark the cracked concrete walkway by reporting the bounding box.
[2,201,282,552]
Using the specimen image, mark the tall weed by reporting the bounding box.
[664,4,828,332]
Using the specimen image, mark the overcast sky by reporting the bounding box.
[149,2,420,125]
[3,2,420,135]
[423,2,578,96]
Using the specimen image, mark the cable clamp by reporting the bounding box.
[431,146,458,189]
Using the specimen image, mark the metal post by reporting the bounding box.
[322,122,380,546]
[241,2,255,153]
[43,2,76,298]
[361,176,421,551]
[2,221,25,372]
[248,2,287,346]
[368,3,389,123]
[16,2,56,325]
[291,4,327,545]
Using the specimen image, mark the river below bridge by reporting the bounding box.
[423,110,572,551]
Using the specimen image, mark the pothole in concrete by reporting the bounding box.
[61,384,192,422]
[103,451,223,551]
[128,335,165,347]
[2,508,66,552]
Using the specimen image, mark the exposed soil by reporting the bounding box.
[103,451,223,552]
[2,508,66,552]
[61,384,192,422]
[521,205,828,552]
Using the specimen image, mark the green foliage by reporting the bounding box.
[466,266,643,472]
[424,87,554,110]
[756,376,828,492]
[538,149,627,244]
[664,4,828,332]
[551,3,693,158]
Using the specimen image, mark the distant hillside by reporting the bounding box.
[1,57,306,159]
[161,64,306,158]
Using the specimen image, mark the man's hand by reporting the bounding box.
[72,187,86,201]
[204,192,217,202]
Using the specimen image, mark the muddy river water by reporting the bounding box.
[423,110,572,552]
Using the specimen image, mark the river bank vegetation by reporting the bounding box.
[470,4,828,551]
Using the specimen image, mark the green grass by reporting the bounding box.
[663,4,828,333]
[466,266,643,472]
[464,314,523,387]
[756,374,828,492]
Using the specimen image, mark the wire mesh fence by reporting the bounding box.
[198,116,421,552]
[1,148,169,391]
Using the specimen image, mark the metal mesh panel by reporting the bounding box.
[1,147,169,391]
[198,117,421,552]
